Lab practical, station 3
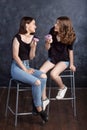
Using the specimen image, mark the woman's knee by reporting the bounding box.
[50,70,59,79]
[40,73,47,79]
[35,79,41,86]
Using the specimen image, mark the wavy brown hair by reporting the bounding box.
[57,16,76,45]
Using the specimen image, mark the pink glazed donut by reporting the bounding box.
[33,38,39,42]
[45,34,52,40]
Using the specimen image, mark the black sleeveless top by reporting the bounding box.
[48,27,74,64]
[15,34,31,60]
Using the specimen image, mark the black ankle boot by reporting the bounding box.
[39,110,48,122]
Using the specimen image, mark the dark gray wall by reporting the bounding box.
[0,0,87,87]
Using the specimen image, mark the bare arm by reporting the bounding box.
[12,38,35,74]
[69,50,76,72]
[12,38,27,71]
[29,40,37,60]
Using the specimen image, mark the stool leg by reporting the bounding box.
[47,78,52,117]
[5,79,12,117]
[71,72,76,117]
[73,72,76,117]
[70,71,73,108]
[15,83,19,126]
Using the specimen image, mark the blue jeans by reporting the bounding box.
[11,60,47,107]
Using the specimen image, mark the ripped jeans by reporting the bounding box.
[11,60,47,107]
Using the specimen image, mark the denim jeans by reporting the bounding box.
[11,60,47,107]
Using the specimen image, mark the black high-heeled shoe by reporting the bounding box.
[32,100,48,122]
[39,110,48,123]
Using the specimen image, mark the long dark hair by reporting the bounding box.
[18,16,34,34]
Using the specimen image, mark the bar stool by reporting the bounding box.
[48,69,76,117]
[5,78,33,126]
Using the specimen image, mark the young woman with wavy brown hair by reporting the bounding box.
[40,16,76,103]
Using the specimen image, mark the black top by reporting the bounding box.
[48,27,73,64]
[14,34,31,60]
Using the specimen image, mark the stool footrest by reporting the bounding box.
[50,97,76,100]
[8,106,33,116]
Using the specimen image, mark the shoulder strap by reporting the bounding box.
[15,34,21,43]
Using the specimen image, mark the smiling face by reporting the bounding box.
[19,17,37,34]
[26,20,37,33]
[53,16,76,44]
[54,20,60,32]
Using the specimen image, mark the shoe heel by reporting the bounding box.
[39,110,48,122]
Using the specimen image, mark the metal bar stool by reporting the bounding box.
[48,69,76,117]
[5,78,33,126]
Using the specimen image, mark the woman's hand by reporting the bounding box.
[30,38,39,48]
[26,68,35,74]
[45,34,53,44]
[70,65,76,72]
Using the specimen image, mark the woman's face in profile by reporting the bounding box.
[54,20,60,32]
[26,20,37,33]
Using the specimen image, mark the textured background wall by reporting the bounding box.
[0,0,87,87]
